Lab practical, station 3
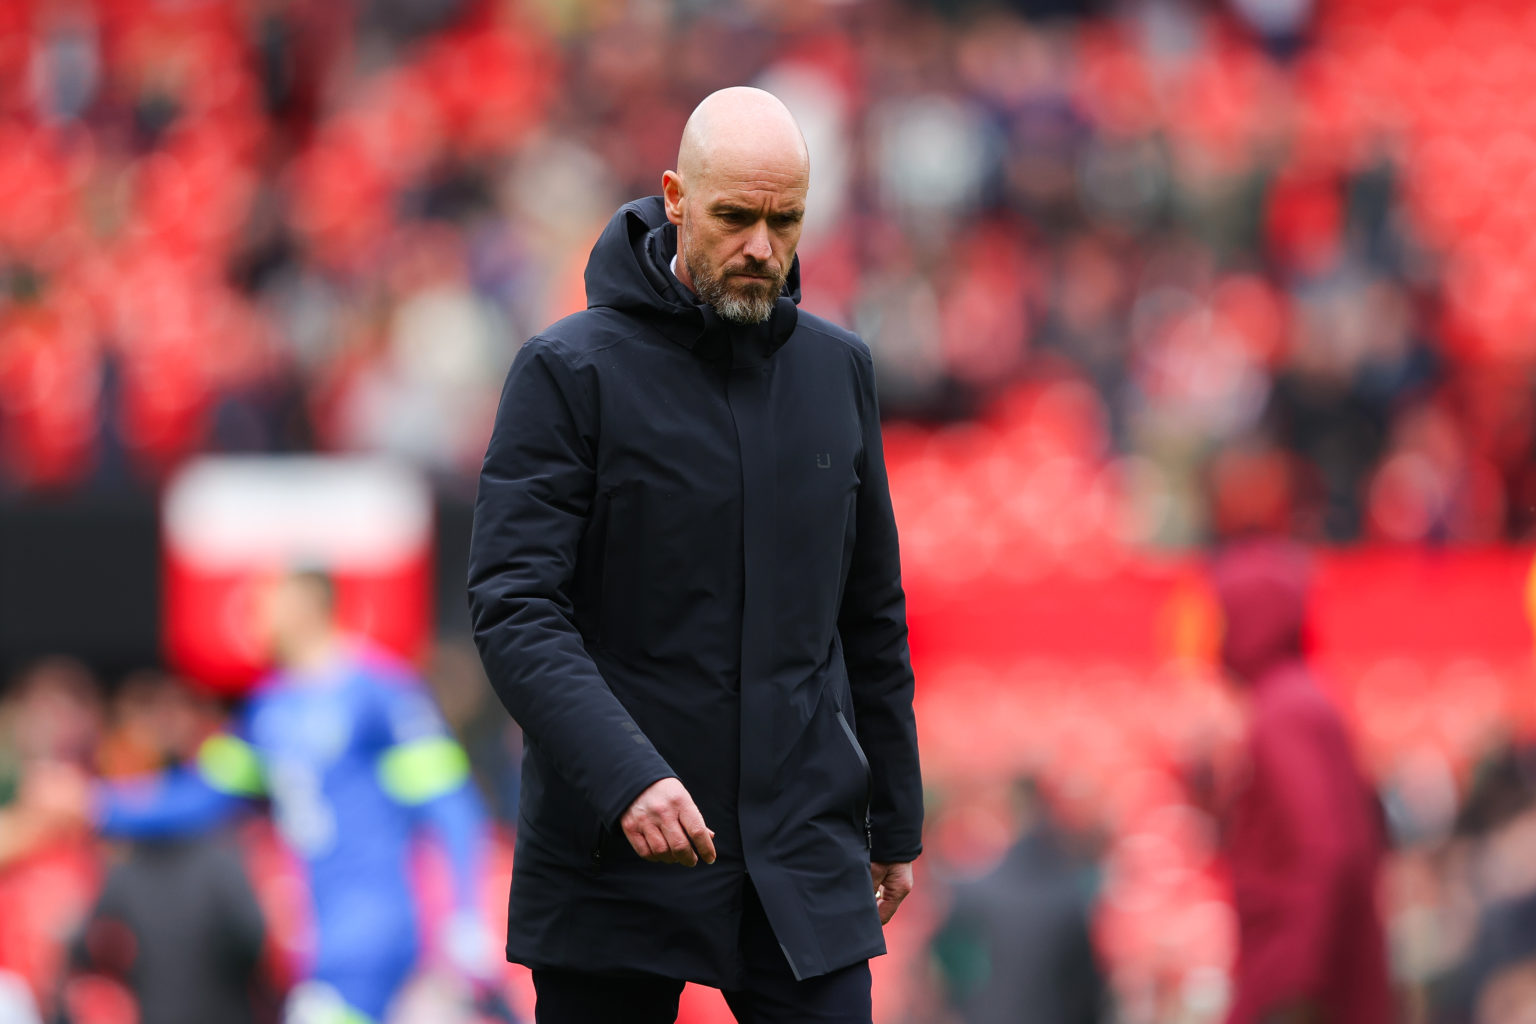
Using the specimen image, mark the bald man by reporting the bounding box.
[469,87,923,1022]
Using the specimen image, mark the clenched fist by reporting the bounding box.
[620,777,716,866]
[870,860,913,925]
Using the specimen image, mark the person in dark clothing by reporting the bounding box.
[67,671,270,1024]
[1212,540,1394,1024]
[467,87,923,1023]
[1462,888,1536,1024]
[72,835,269,1024]
[931,780,1107,1024]
[1435,754,1536,1024]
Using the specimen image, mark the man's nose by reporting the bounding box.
[743,222,772,262]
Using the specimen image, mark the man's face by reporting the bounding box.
[664,165,807,325]
[261,576,331,663]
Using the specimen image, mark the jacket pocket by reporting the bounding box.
[835,709,873,849]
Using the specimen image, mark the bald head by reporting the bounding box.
[663,88,810,324]
[676,87,809,185]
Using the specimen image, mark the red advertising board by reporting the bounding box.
[161,457,433,694]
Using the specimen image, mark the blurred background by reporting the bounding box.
[1,0,1535,1020]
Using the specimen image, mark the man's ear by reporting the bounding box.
[662,171,685,226]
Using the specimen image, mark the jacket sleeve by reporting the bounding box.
[468,336,676,828]
[372,677,488,915]
[840,355,923,863]
[94,764,248,839]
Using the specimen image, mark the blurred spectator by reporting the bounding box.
[1212,540,1393,1024]
[1465,892,1536,1024]
[1407,743,1536,1024]
[0,658,102,869]
[930,777,1108,1024]
[69,671,272,1024]
[0,660,102,1019]
[0,658,102,780]
[95,668,219,779]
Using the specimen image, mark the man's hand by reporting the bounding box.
[620,777,716,866]
[870,860,913,925]
[19,760,92,831]
[0,761,92,869]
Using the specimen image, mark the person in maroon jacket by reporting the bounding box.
[1212,540,1394,1024]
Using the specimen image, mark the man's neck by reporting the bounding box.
[669,252,696,296]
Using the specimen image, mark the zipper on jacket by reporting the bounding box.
[836,709,874,850]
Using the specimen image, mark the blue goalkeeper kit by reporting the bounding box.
[97,645,487,1024]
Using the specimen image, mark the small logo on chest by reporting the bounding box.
[815,453,832,469]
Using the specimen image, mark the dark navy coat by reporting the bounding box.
[467,196,923,986]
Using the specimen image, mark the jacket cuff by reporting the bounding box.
[598,766,677,830]
[870,840,922,863]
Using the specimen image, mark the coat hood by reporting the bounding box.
[582,196,802,364]
[1211,539,1312,685]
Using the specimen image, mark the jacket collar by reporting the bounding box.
[641,223,800,368]
[584,197,801,369]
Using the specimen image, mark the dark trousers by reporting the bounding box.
[531,881,873,1024]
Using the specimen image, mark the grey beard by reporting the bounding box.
[688,252,780,325]
[708,289,777,325]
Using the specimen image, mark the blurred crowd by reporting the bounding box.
[2,0,1534,545]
